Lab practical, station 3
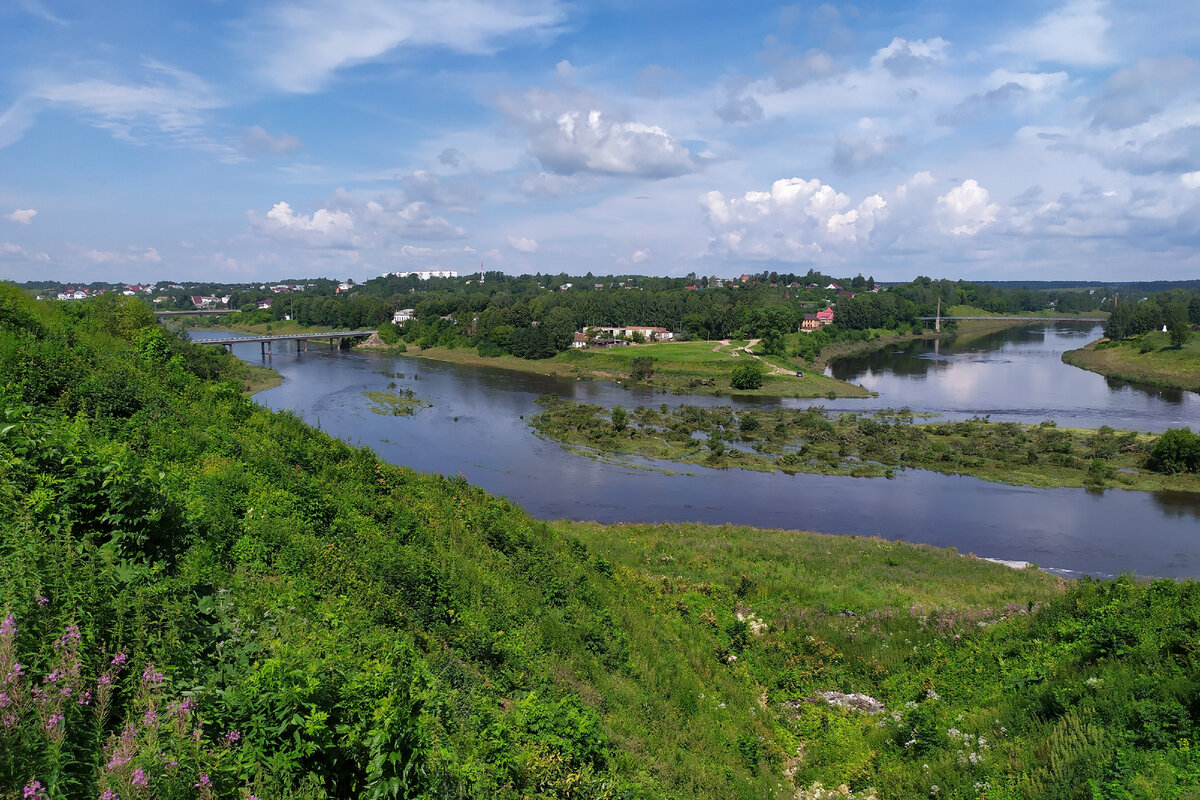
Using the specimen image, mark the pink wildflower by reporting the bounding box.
[23,781,48,800]
[141,664,164,686]
[195,772,212,788]
[35,596,48,606]
[131,768,149,788]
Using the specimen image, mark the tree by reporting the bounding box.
[629,356,655,381]
[611,406,628,432]
[1167,303,1193,349]
[1148,428,1200,474]
[730,360,764,390]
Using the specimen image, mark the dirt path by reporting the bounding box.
[738,339,797,376]
[712,339,731,352]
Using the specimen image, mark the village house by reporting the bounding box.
[816,307,835,324]
[571,332,589,348]
[392,308,416,324]
[592,325,674,341]
[800,314,821,331]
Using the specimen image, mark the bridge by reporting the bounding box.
[198,330,377,357]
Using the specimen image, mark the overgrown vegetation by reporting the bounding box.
[363,389,431,416]
[6,284,1200,799]
[560,520,1200,800]
[530,396,1200,493]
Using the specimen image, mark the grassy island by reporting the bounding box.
[530,396,1200,493]
[6,285,1200,798]
[405,339,875,398]
[1063,331,1200,393]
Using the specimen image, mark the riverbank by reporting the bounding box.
[1062,331,1200,393]
[531,396,1200,494]
[240,362,283,394]
[403,340,875,398]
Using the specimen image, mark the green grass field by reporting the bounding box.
[411,339,875,398]
[1063,331,1200,393]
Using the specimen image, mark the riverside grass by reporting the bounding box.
[7,285,1200,799]
[403,340,874,398]
[530,396,1200,494]
[1063,330,1200,393]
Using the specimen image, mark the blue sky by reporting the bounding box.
[2,0,1199,283]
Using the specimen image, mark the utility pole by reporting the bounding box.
[935,297,941,333]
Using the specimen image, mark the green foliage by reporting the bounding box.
[5,284,1200,800]
[629,355,655,381]
[1148,428,1200,474]
[730,360,764,390]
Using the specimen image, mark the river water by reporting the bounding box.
[192,324,1200,578]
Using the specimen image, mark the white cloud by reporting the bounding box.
[1182,172,1200,189]
[1086,57,1196,129]
[700,177,888,260]
[78,246,162,264]
[518,171,591,197]
[937,179,1000,235]
[1001,0,1112,66]
[508,235,538,252]
[499,88,696,178]
[244,125,304,154]
[32,61,238,159]
[631,249,648,263]
[0,100,38,150]
[4,209,36,224]
[252,200,357,248]
[0,243,27,259]
[869,37,949,77]
[833,118,904,172]
[249,191,466,250]
[242,0,566,93]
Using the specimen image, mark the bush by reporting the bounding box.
[730,360,765,390]
[1148,427,1200,474]
[629,356,655,381]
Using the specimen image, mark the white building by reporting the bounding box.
[393,308,416,324]
[381,270,458,280]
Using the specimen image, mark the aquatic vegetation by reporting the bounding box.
[530,396,1200,493]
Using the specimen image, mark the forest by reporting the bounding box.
[250,273,1115,363]
[4,285,1200,799]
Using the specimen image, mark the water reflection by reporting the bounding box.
[827,323,1199,430]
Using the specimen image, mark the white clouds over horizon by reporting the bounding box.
[3,0,1200,282]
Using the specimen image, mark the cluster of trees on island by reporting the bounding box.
[1103,289,1200,347]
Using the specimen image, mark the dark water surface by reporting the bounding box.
[192,326,1200,578]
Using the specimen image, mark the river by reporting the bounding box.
[192,323,1200,579]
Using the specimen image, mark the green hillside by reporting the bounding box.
[2,285,1200,800]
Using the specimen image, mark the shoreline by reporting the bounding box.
[1062,335,1200,394]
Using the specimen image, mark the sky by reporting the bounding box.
[2,0,1199,284]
